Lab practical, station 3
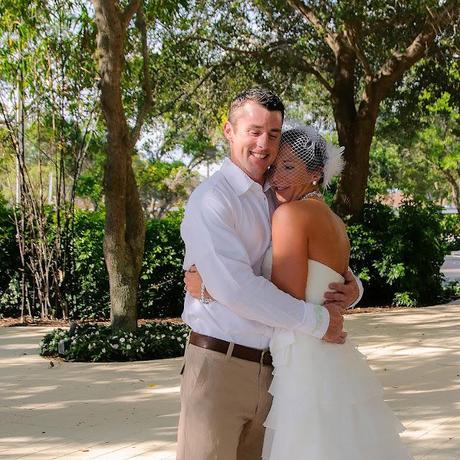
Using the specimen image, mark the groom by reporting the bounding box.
[177,88,361,460]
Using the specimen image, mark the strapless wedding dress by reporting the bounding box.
[261,249,413,460]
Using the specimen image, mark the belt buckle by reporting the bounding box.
[260,349,268,365]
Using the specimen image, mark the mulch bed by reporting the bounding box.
[0,307,414,328]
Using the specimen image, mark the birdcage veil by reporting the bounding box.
[268,122,345,188]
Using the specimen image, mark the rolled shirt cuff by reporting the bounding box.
[296,303,330,339]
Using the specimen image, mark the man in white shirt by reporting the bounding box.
[177,88,361,460]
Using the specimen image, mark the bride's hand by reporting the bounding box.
[183,265,213,302]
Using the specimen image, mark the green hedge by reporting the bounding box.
[0,200,21,316]
[68,210,185,320]
[348,200,450,307]
[0,209,185,319]
[0,200,457,318]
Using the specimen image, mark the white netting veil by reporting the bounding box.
[268,124,345,189]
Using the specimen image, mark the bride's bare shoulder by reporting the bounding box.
[272,200,326,227]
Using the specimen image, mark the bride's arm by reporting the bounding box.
[270,204,309,300]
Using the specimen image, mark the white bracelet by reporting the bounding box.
[200,282,211,304]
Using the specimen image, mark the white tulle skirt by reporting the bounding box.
[262,330,414,460]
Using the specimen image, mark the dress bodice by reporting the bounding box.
[261,247,344,305]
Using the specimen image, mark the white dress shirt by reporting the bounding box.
[181,158,334,349]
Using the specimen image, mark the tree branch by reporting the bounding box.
[344,22,373,78]
[150,64,218,119]
[182,34,295,57]
[297,58,333,93]
[121,0,141,28]
[286,0,338,53]
[373,1,460,102]
[129,4,153,148]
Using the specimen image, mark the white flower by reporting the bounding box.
[120,338,125,343]
[111,344,119,349]
[126,344,131,350]
[102,348,106,353]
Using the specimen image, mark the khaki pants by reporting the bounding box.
[176,342,273,460]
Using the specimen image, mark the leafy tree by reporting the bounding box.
[370,63,459,209]
[171,0,459,219]
[0,0,100,318]
[415,91,459,212]
[134,158,200,218]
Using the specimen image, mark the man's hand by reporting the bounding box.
[322,303,346,344]
[324,269,359,310]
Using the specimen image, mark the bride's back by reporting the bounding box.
[299,198,350,276]
[272,198,349,275]
[270,197,350,301]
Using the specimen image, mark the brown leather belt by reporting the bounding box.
[189,331,273,366]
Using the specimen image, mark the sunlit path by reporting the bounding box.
[0,304,459,459]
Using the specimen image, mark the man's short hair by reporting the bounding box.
[228,88,285,123]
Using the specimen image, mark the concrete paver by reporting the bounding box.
[1,304,459,459]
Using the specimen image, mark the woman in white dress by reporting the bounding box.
[261,125,413,460]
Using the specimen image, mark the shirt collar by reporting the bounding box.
[263,178,272,193]
[220,158,264,196]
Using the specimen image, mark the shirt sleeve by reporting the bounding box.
[181,188,330,339]
[348,270,364,309]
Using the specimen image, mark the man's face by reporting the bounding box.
[223,101,283,184]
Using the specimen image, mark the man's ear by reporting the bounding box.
[223,121,233,143]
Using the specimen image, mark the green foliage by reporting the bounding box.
[134,159,199,218]
[0,206,186,320]
[373,62,459,208]
[348,200,449,307]
[139,210,185,318]
[69,209,186,320]
[441,214,460,252]
[70,210,109,320]
[0,200,20,315]
[40,322,190,362]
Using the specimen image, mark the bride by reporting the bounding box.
[260,125,413,459]
[184,124,413,459]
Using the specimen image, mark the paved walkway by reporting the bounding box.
[1,304,459,459]
[441,251,460,283]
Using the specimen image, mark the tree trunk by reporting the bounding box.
[328,44,379,221]
[93,0,145,332]
[444,170,460,214]
[333,111,377,220]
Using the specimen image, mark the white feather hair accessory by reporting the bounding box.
[322,142,345,188]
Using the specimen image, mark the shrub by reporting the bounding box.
[139,210,185,318]
[68,209,185,320]
[348,200,449,306]
[441,213,460,252]
[69,210,109,320]
[0,200,21,316]
[40,321,190,361]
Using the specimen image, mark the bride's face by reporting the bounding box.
[269,144,318,204]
